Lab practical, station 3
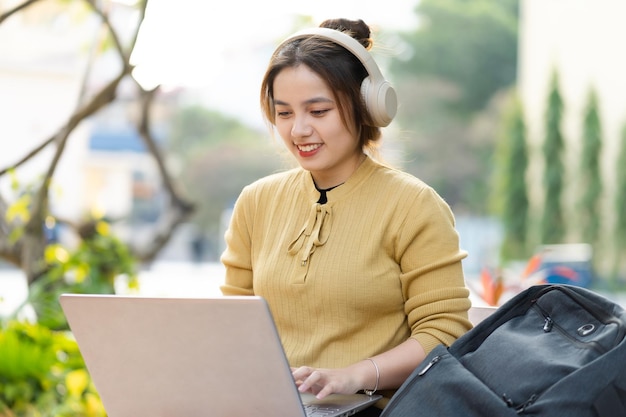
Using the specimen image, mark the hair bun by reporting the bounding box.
[319,18,372,50]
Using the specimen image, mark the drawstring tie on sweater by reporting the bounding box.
[287,203,332,267]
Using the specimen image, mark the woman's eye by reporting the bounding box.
[276,111,291,118]
[311,109,330,117]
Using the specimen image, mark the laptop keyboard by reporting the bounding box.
[304,403,344,417]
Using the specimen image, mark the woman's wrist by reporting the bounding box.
[363,358,380,395]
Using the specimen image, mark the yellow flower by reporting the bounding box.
[95,221,110,236]
[44,245,70,264]
[65,369,89,397]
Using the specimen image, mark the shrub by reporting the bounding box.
[0,320,105,417]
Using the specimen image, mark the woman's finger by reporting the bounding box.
[298,369,323,393]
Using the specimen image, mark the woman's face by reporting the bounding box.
[272,64,362,189]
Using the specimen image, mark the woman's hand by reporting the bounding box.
[292,339,426,400]
[291,360,375,399]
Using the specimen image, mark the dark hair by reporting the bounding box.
[260,18,382,154]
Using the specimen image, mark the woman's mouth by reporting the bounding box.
[297,143,322,152]
[296,143,322,156]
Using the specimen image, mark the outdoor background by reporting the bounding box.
[2,1,626,414]
[2,0,626,317]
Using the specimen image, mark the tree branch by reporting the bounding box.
[84,0,128,66]
[0,195,22,266]
[0,138,55,177]
[2,0,187,275]
[131,85,195,262]
[0,0,42,24]
[16,0,147,283]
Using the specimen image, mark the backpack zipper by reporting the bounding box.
[515,394,538,413]
[502,392,539,412]
[543,316,553,332]
[532,304,608,354]
[418,355,442,376]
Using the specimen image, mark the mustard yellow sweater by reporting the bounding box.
[221,156,471,371]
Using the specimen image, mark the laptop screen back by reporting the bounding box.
[60,294,307,417]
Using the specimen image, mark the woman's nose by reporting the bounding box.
[291,115,313,138]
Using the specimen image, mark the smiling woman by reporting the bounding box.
[219,17,472,415]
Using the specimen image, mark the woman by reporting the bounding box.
[220,18,472,415]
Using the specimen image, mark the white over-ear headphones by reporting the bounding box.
[281,27,398,127]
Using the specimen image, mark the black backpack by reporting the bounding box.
[381,284,626,417]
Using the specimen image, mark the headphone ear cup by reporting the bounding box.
[361,76,398,127]
[283,27,398,127]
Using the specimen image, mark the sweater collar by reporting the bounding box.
[301,155,377,204]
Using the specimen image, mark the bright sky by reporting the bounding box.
[131,0,419,126]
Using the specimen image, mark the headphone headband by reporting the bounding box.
[281,27,397,127]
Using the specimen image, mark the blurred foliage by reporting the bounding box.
[25,219,138,331]
[492,90,529,261]
[2,187,137,415]
[540,70,566,245]
[5,175,138,330]
[166,106,287,259]
[168,105,263,155]
[389,0,519,213]
[4,170,39,245]
[0,320,105,417]
[613,123,626,284]
[578,88,602,245]
[395,0,519,113]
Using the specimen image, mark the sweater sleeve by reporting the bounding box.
[398,187,472,354]
[220,185,255,296]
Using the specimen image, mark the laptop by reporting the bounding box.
[59,294,381,417]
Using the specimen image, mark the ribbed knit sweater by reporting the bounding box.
[221,156,471,379]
